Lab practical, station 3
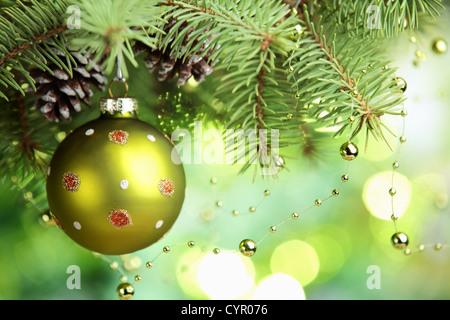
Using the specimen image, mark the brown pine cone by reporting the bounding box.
[30,47,107,122]
[134,18,217,86]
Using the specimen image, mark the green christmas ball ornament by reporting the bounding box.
[46,96,186,255]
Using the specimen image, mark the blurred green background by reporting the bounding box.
[1,9,449,300]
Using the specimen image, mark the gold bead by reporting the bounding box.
[39,211,55,227]
[291,8,298,15]
[341,174,349,182]
[145,261,153,269]
[269,226,277,233]
[416,50,427,61]
[294,93,300,100]
[434,243,442,251]
[288,66,294,73]
[409,36,416,43]
[314,199,322,206]
[24,191,33,201]
[274,156,285,171]
[116,283,135,300]
[395,77,407,93]
[109,261,119,270]
[348,116,355,123]
[123,255,142,272]
[382,65,389,71]
[401,109,408,117]
[391,232,409,250]
[239,239,257,257]
[389,188,397,196]
[213,248,221,255]
[216,200,223,207]
[393,162,399,169]
[340,141,359,161]
[119,275,127,283]
[264,189,270,196]
[404,249,411,256]
[432,38,447,54]
[249,206,256,213]
[291,212,299,219]
[391,214,398,221]
[418,244,425,252]
[187,241,195,248]
[332,189,339,196]
[400,136,406,143]
[163,246,170,253]
[232,209,239,216]
[361,69,367,75]
[134,275,142,282]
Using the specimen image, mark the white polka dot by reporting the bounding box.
[147,134,156,142]
[155,220,164,229]
[74,221,82,230]
[120,179,129,190]
[85,129,95,136]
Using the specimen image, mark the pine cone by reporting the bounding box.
[135,18,217,86]
[30,48,107,122]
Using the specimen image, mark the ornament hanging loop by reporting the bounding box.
[108,59,129,98]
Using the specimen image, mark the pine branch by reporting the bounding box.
[156,0,296,65]
[156,0,304,175]
[68,0,166,78]
[0,0,71,99]
[255,64,267,130]
[286,1,407,148]
[16,93,41,162]
[0,26,67,70]
[0,89,58,181]
[332,0,444,37]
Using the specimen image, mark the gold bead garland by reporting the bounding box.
[385,78,447,255]
[210,175,276,217]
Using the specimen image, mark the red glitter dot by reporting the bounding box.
[108,209,132,229]
[109,130,129,145]
[158,178,174,197]
[62,172,80,192]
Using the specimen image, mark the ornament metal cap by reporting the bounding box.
[100,97,138,117]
